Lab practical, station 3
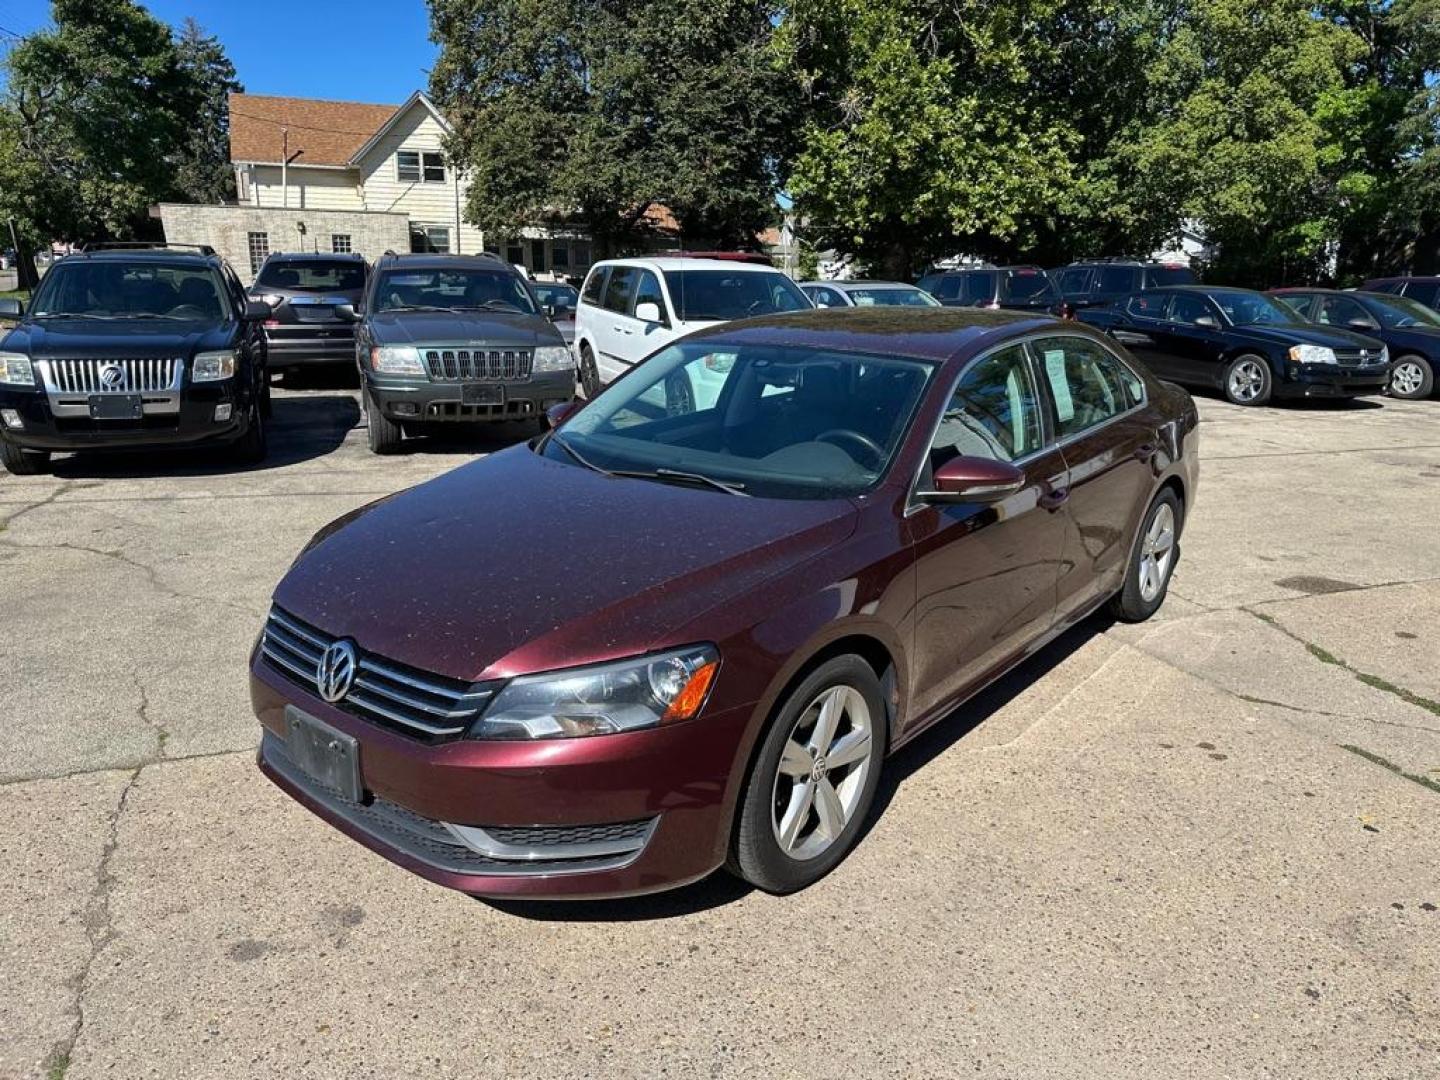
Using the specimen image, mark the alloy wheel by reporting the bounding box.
[1227,359,1267,403]
[1138,501,1176,602]
[770,684,876,861]
[1390,360,1426,397]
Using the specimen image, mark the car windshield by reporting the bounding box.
[1209,291,1296,325]
[844,286,941,308]
[1365,293,1440,329]
[543,340,934,499]
[533,283,579,310]
[256,260,365,291]
[373,267,537,314]
[1004,271,1058,300]
[30,261,230,320]
[662,270,811,321]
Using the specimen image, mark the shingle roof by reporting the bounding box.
[228,93,398,166]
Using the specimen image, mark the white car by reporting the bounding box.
[800,280,943,308]
[573,257,813,405]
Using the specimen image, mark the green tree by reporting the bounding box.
[172,17,243,206]
[429,0,793,252]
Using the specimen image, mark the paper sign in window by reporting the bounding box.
[1044,350,1074,422]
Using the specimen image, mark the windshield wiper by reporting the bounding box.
[613,467,749,496]
[381,304,453,313]
[119,312,189,320]
[550,434,614,476]
[451,301,528,313]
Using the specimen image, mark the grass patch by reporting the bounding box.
[1340,744,1440,796]
[1306,642,1343,667]
[46,1050,69,1080]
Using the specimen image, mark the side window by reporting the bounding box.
[632,270,668,324]
[602,267,637,313]
[1403,281,1440,308]
[930,275,964,301]
[1096,267,1139,294]
[580,267,607,306]
[1055,268,1090,294]
[929,345,1043,466]
[1317,295,1372,328]
[916,275,940,296]
[1274,294,1313,320]
[1034,336,1144,438]
[960,271,997,305]
[1169,293,1214,325]
[1126,293,1168,320]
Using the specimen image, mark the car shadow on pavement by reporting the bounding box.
[485,610,1113,924]
[43,393,361,478]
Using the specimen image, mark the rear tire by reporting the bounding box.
[729,655,885,894]
[1223,354,1273,406]
[1110,489,1182,622]
[0,441,49,475]
[578,343,601,399]
[1387,355,1434,400]
[365,387,402,454]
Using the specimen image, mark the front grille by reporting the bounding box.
[46,357,180,393]
[259,605,495,739]
[422,348,533,382]
[1333,349,1384,368]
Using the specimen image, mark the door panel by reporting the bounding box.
[1159,293,1228,385]
[1107,294,1170,376]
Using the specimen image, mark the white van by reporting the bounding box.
[573,257,812,403]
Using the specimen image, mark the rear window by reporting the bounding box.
[256,260,365,291]
[662,269,810,321]
[1002,269,1057,300]
[957,271,997,304]
[1146,265,1196,288]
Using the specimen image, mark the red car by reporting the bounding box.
[252,308,1199,898]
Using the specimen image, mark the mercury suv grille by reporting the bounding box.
[422,348,533,382]
[259,605,495,740]
[45,357,181,393]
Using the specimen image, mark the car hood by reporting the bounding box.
[6,317,232,358]
[1230,323,1384,350]
[367,309,564,348]
[273,444,858,682]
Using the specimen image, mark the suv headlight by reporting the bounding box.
[471,645,719,740]
[0,351,35,386]
[1289,344,1337,365]
[369,345,426,376]
[532,345,574,373]
[193,350,238,382]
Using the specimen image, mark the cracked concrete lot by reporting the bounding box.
[1,384,1438,1079]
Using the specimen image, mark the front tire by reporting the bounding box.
[729,655,885,894]
[228,400,267,465]
[1110,489,1182,623]
[0,441,49,475]
[1223,354,1273,406]
[578,343,602,399]
[365,387,402,454]
[1388,355,1434,400]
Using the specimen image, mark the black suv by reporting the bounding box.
[343,252,575,453]
[0,245,270,474]
[916,265,1062,313]
[248,252,368,372]
[1050,259,1197,310]
[1078,286,1387,406]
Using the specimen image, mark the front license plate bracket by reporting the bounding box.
[88,394,143,420]
[461,383,504,406]
[285,705,362,803]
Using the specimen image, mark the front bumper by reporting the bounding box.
[1279,363,1388,398]
[250,658,752,899]
[0,381,247,451]
[367,369,575,425]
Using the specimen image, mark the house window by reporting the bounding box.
[331,234,352,254]
[247,231,269,275]
[397,150,445,184]
[411,225,451,253]
[506,245,525,266]
[572,241,592,269]
[552,245,570,270]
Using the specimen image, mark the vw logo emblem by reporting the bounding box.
[99,363,126,390]
[316,640,357,703]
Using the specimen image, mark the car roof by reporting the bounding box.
[800,280,914,289]
[375,253,516,272]
[264,251,365,262]
[58,249,217,265]
[681,306,1057,363]
[592,256,789,274]
[1138,284,1250,295]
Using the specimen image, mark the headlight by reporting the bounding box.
[0,351,34,386]
[471,645,719,740]
[193,350,237,382]
[369,345,426,376]
[1380,345,1390,366]
[1288,344,1337,365]
[532,345,574,373]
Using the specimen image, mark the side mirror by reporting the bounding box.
[1347,318,1378,332]
[0,297,23,318]
[1194,315,1220,329]
[918,455,1026,504]
[543,303,557,318]
[333,303,359,323]
[243,300,272,321]
[546,400,582,428]
[634,301,663,324]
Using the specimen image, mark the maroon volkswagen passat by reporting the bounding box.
[251,308,1198,898]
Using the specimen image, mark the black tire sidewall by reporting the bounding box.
[579,344,601,399]
[0,440,47,475]
[365,386,401,453]
[1111,488,1183,623]
[731,655,886,894]
[1224,353,1272,406]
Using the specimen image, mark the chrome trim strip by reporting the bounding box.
[343,690,468,736]
[351,674,480,720]
[441,818,659,862]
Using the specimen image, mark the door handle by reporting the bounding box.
[1038,487,1069,511]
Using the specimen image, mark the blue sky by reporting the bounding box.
[1,0,440,104]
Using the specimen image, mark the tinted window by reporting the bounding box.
[931,345,1042,466]
[1273,294,1313,319]
[844,286,940,307]
[580,267,607,306]
[661,270,810,321]
[1402,281,1440,308]
[1316,295,1375,328]
[1126,293,1168,319]
[1169,293,1214,325]
[32,261,230,320]
[959,271,997,304]
[373,267,536,314]
[1365,293,1440,328]
[929,275,964,301]
[1097,267,1141,294]
[1002,270,1057,301]
[1209,291,1295,325]
[1034,336,1143,438]
[632,270,667,322]
[255,260,365,291]
[916,275,941,296]
[603,267,638,313]
[1054,268,1091,294]
[1146,265,1196,287]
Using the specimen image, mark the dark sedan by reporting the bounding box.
[251,308,1198,898]
[1079,286,1388,405]
[1272,288,1439,399]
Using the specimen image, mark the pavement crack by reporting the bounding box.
[0,480,74,531]
[1339,744,1440,796]
[132,673,168,757]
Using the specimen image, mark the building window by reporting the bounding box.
[506,244,525,266]
[397,150,446,184]
[247,231,269,274]
[552,244,570,270]
[331,234,352,254]
[573,241,592,268]
[411,225,451,253]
